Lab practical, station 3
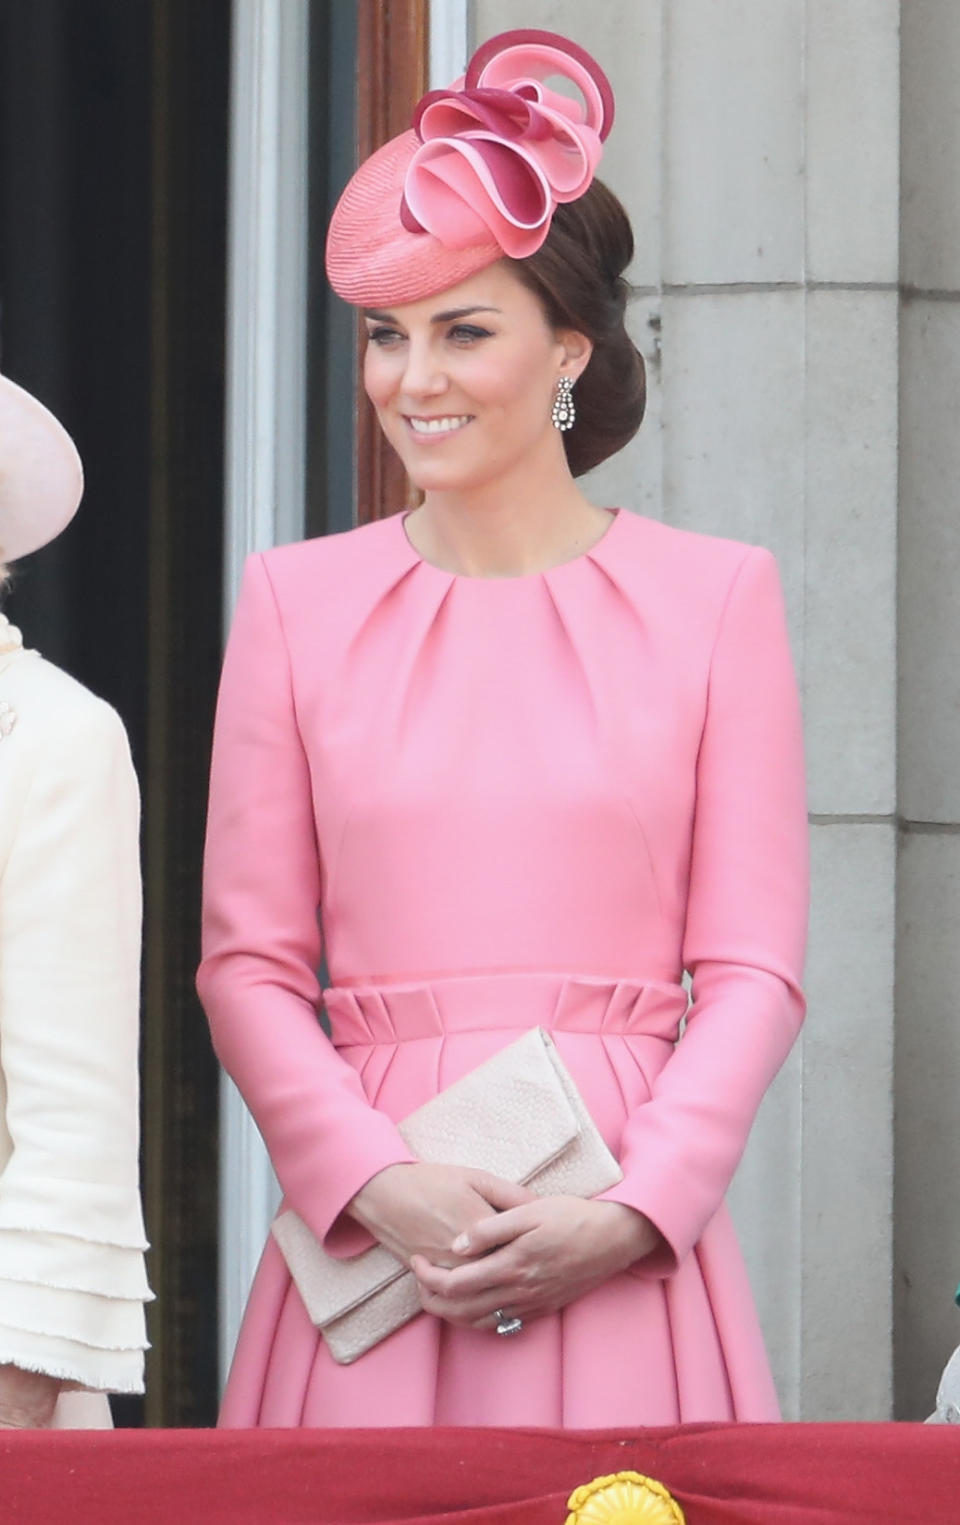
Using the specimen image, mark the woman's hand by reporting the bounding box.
[411,1197,662,1327]
[0,1363,62,1428]
[347,1162,534,1269]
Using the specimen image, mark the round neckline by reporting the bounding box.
[399,506,623,584]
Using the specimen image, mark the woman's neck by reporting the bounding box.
[408,475,612,580]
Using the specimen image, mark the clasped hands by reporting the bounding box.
[348,1162,659,1332]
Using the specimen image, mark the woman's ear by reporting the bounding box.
[557,329,593,383]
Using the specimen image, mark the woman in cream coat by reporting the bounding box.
[0,374,150,1427]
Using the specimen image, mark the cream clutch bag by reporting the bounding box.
[271,1026,623,1364]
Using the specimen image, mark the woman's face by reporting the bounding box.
[362,262,589,495]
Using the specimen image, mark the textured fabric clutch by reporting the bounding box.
[271,1026,623,1364]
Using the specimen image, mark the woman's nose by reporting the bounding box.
[401,339,447,398]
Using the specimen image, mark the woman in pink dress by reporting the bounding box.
[198,29,808,1428]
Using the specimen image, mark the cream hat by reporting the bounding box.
[0,374,84,563]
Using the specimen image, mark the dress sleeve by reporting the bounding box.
[197,554,414,1257]
[598,547,809,1276]
[0,697,151,1392]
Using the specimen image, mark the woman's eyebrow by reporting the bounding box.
[430,305,502,322]
[361,305,503,323]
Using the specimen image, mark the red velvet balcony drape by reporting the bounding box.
[3,1423,958,1525]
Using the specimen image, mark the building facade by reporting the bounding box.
[1,0,956,1424]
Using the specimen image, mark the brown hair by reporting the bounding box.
[509,177,646,478]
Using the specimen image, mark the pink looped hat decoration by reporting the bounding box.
[325,29,615,307]
[401,33,614,256]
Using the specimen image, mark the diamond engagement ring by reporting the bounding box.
[494,1309,524,1337]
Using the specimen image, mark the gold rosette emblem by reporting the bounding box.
[565,1471,686,1525]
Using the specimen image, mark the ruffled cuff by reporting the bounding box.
[0,1276,148,1355]
[0,1221,152,1394]
[0,1226,152,1300]
[0,1319,145,1395]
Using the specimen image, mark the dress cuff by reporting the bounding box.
[304,1142,417,1260]
[595,1178,683,1279]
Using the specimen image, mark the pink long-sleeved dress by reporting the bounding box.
[198,506,808,1427]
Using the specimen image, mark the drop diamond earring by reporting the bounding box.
[551,374,576,432]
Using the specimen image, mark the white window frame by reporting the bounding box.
[219,0,309,1391]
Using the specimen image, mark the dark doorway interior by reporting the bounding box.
[0,0,229,1425]
[0,0,152,717]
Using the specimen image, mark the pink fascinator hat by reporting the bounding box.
[326,29,615,307]
[0,375,84,563]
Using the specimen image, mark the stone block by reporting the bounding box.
[805,0,900,284]
[899,299,960,824]
[801,820,896,1419]
[663,0,804,285]
[804,290,898,816]
[901,1,960,292]
[895,829,960,1419]
[660,289,805,642]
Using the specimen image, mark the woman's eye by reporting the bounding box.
[448,325,493,345]
[366,326,404,347]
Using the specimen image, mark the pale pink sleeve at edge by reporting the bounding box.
[597,547,810,1277]
[196,555,414,1257]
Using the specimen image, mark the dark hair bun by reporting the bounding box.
[512,178,646,477]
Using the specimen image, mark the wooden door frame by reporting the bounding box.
[354,0,430,523]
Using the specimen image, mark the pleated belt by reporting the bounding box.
[323,971,688,1048]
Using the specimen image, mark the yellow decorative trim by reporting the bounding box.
[565,1471,686,1525]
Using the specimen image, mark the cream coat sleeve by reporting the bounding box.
[0,655,151,1392]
